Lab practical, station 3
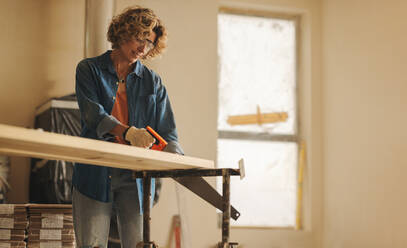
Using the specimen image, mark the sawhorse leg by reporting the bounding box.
[218,170,239,248]
[137,174,157,248]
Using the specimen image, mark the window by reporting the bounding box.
[217,9,299,227]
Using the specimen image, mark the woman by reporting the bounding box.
[72,6,183,248]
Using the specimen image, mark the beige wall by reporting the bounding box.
[322,0,407,247]
[0,0,84,203]
[1,0,322,247]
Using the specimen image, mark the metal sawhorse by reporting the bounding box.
[133,168,243,248]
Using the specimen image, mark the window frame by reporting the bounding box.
[217,7,302,229]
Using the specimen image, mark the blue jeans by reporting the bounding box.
[72,168,142,248]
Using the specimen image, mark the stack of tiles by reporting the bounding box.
[0,204,27,248]
[27,204,75,248]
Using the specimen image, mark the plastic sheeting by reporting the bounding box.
[29,94,80,204]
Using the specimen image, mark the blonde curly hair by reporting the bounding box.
[107,6,167,59]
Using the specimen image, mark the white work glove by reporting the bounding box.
[124,126,155,148]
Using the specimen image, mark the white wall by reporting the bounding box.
[322,0,407,247]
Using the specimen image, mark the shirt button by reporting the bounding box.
[112,96,115,100]
[108,175,112,179]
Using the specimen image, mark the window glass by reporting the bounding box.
[218,13,296,134]
[217,139,298,227]
[217,12,299,227]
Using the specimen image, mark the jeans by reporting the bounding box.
[73,168,142,248]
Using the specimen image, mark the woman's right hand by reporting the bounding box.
[124,126,155,148]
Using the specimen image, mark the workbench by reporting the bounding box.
[0,124,241,248]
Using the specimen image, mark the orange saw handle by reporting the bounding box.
[146,126,168,151]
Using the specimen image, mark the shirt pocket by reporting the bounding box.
[136,94,156,125]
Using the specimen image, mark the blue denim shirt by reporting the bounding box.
[72,50,181,209]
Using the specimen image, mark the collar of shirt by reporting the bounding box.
[98,50,144,79]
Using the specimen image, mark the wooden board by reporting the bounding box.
[0,124,214,171]
[227,112,288,126]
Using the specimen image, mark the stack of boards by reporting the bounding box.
[0,204,27,248]
[0,204,75,248]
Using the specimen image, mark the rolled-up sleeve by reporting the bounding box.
[75,60,120,138]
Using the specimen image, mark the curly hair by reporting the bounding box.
[107,6,167,59]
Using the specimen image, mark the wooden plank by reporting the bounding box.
[227,112,288,126]
[0,124,214,170]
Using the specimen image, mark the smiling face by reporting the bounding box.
[118,32,157,63]
[107,7,167,60]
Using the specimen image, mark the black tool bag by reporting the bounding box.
[29,94,81,204]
